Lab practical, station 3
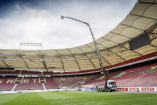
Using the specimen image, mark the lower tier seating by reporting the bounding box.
[0,63,157,91]
[44,78,59,89]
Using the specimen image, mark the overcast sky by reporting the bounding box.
[0,0,137,50]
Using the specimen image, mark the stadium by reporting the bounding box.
[0,0,157,105]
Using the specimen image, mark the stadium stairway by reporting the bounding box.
[53,78,59,87]
[11,84,17,91]
[42,83,46,90]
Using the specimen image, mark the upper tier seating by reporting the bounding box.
[21,71,42,75]
[0,70,20,75]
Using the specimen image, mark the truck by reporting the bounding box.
[96,80,117,92]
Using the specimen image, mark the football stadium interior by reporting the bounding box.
[0,0,157,96]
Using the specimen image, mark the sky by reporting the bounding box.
[0,0,137,50]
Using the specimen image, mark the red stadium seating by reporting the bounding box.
[0,61,157,91]
[44,78,59,89]
[123,70,157,87]
[0,77,16,90]
[15,77,43,90]
[81,63,157,88]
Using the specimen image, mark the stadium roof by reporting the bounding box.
[0,0,157,72]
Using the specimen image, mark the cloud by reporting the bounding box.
[0,0,137,50]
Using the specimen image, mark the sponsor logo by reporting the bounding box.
[129,88,137,91]
[141,87,154,91]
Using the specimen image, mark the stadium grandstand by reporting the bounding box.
[0,0,157,93]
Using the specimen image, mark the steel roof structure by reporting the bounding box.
[0,0,157,72]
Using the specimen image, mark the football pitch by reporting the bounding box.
[0,91,157,105]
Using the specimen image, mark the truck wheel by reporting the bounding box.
[105,89,107,92]
[97,89,99,92]
[108,89,110,92]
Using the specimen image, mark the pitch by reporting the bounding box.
[0,91,157,105]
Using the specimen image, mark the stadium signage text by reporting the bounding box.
[129,88,138,91]
[141,87,155,92]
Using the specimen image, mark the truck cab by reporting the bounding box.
[106,80,117,92]
[96,80,117,92]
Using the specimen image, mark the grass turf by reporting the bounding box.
[0,91,157,105]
